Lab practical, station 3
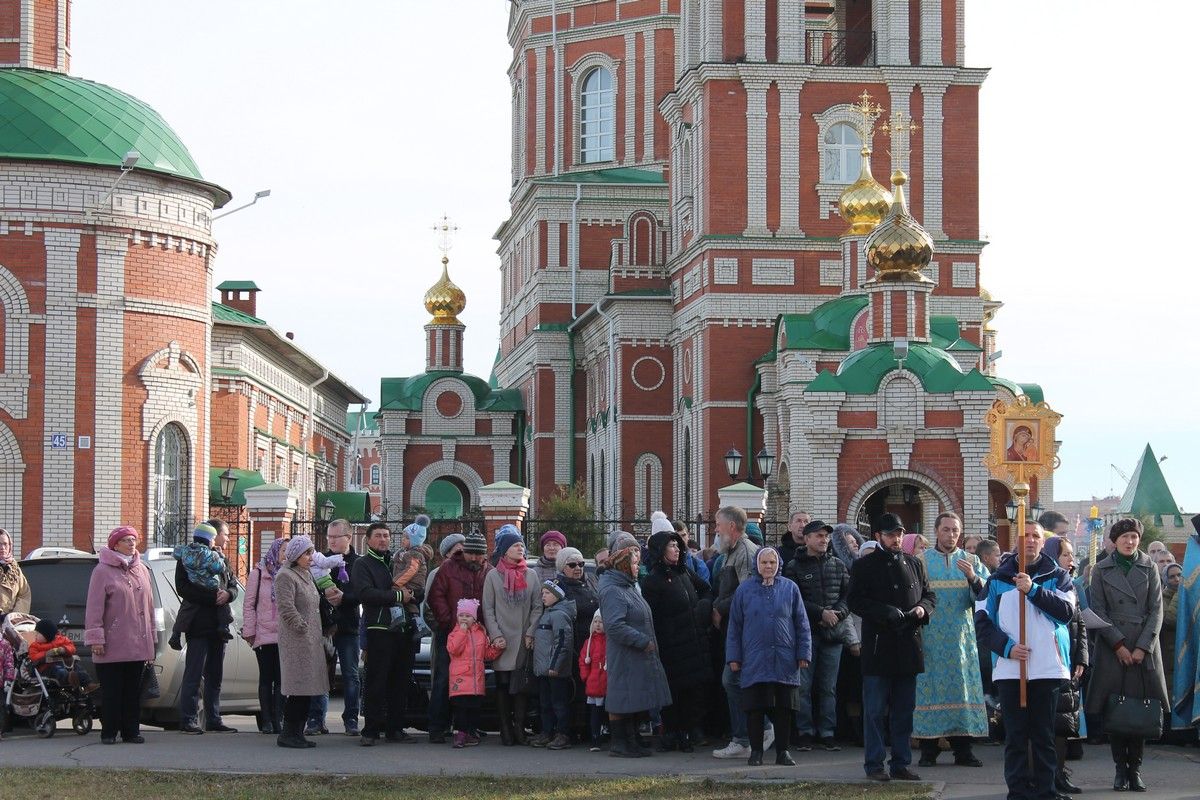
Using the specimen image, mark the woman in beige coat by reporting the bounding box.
[274,536,331,749]
[1086,518,1168,792]
[482,527,542,745]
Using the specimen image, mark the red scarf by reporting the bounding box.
[496,555,528,597]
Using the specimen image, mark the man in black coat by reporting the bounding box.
[784,519,849,751]
[175,520,240,735]
[847,513,936,782]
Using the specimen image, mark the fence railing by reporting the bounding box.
[805,28,876,66]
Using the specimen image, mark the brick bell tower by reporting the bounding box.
[423,254,466,373]
[0,0,71,72]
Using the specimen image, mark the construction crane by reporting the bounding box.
[1110,463,1130,497]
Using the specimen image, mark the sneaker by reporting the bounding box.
[452,731,467,749]
[529,732,553,748]
[385,731,417,743]
[464,732,480,747]
[344,723,360,737]
[762,727,775,751]
[180,723,203,735]
[794,733,813,751]
[304,725,321,737]
[206,724,237,733]
[589,743,602,752]
[817,737,842,752]
[712,741,750,759]
[548,733,573,750]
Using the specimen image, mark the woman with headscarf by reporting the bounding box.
[482,525,542,745]
[599,531,672,757]
[534,530,567,583]
[1087,518,1168,791]
[84,526,155,744]
[901,534,928,558]
[726,546,811,766]
[0,528,30,614]
[243,537,287,734]
[830,524,864,570]
[640,527,712,752]
[1040,536,1088,795]
[274,535,329,748]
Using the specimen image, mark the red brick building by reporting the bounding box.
[483,0,1050,541]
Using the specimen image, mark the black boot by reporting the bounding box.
[1113,765,1129,792]
[608,718,637,758]
[1127,739,1146,792]
[1056,767,1081,794]
[678,730,694,753]
[512,693,529,746]
[747,749,763,766]
[277,719,309,749]
[258,690,274,734]
[496,692,515,746]
[631,719,652,756]
[656,731,677,752]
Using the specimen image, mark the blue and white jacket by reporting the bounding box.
[974,551,1075,681]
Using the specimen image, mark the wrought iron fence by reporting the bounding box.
[805,28,876,66]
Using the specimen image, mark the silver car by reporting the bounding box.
[20,548,260,729]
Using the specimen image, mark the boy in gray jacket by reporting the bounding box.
[532,579,576,750]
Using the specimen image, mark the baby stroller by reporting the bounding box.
[1,613,95,738]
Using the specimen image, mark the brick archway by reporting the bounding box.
[845,469,955,534]
[409,459,485,512]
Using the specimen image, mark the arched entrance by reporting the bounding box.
[425,477,465,519]
[847,470,954,536]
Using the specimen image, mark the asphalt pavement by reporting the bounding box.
[1,702,1197,799]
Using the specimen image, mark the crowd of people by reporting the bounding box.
[0,508,1197,797]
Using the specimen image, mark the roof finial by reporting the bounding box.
[432,214,459,256]
[879,109,920,173]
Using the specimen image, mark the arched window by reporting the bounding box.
[580,67,615,164]
[599,451,607,518]
[355,463,363,486]
[153,423,189,545]
[683,428,692,519]
[370,464,380,486]
[822,122,862,183]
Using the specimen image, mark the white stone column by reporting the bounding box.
[535,48,546,174]
[957,393,995,537]
[703,0,724,62]
[693,94,706,234]
[42,229,80,546]
[777,80,804,237]
[643,30,656,162]
[920,0,942,65]
[93,233,128,540]
[921,82,947,239]
[479,481,531,552]
[744,0,766,61]
[625,34,637,164]
[778,0,805,62]
[718,482,768,524]
[743,78,771,237]
[888,0,910,65]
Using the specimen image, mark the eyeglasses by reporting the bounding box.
[564,562,585,569]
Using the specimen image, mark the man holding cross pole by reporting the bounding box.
[975,519,1076,800]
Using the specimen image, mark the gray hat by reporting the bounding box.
[607,530,638,554]
[438,533,466,558]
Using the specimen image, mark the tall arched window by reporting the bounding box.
[599,451,607,518]
[580,67,615,164]
[355,463,364,486]
[822,122,862,183]
[153,423,189,545]
[370,464,380,486]
[683,428,692,519]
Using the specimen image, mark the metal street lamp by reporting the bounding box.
[319,499,336,523]
[218,467,238,504]
[755,448,773,482]
[724,448,743,481]
[1029,500,1045,522]
[1005,499,1018,522]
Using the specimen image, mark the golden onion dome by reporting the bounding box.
[424,256,466,325]
[839,149,893,235]
[865,170,933,280]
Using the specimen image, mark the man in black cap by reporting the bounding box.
[784,519,850,751]
[847,513,936,782]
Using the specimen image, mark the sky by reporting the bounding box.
[70,1,1197,512]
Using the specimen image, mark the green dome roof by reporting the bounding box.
[0,68,229,203]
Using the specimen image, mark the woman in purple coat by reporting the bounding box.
[84,526,156,744]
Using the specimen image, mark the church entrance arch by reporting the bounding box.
[847,470,954,536]
[425,477,465,519]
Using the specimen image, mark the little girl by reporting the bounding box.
[578,609,608,752]
[446,598,500,748]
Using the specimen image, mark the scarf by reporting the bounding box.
[260,538,287,578]
[1111,550,1136,574]
[495,555,528,598]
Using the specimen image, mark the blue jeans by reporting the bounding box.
[308,633,361,728]
[722,663,772,747]
[796,638,843,739]
[863,674,916,775]
[180,635,226,728]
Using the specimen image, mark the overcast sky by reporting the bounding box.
[70,1,1197,513]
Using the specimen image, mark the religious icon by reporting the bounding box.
[1005,422,1039,463]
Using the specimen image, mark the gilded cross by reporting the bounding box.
[432,214,459,254]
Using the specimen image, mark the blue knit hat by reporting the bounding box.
[192,522,217,544]
[494,524,523,559]
[404,514,431,548]
[745,522,764,546]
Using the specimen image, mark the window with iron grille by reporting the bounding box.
[153,423,190,545]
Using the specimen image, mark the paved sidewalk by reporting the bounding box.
[1,707,1197,799]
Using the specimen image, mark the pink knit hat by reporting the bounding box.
[456,598,480,620]
[107,526,139,550]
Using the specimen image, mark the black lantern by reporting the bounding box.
[724,448,743,481]
[318,498,336,522]
[1005,499,1018,522]
[1029,500,1045,521]
[218,467,238,504]
[755,448,773,482]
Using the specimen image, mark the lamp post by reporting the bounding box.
[218,467,238,504]
[319,499,336,523]
[723,446,774,487]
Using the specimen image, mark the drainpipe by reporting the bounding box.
[567,330,577,483]
[567,181,582,486]
[304,368,330,518]
[745,369,762,484]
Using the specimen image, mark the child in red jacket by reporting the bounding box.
[446,598,501,749]
[578,609,607,752]
[29,619,93,690]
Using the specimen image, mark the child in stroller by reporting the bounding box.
[29,619,96,692]
[1,612,96,737]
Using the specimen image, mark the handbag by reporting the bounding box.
[139,661,161,701]
[508,642,535,695]
[1103,666,1162,740]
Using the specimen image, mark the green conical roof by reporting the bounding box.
[0,68,229,203]
[1114,444,1182,520]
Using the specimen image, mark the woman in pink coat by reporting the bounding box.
[84,526,155,744]
[243,537,285,733]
